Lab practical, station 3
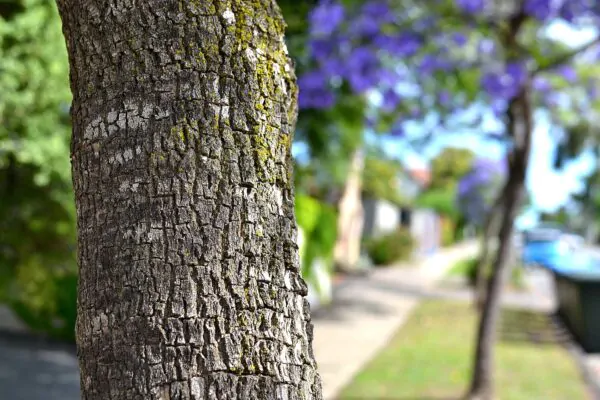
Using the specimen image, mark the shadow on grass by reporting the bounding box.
[499,308,570,345]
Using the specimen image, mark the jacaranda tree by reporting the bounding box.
[458,158,506,228]
[298,0,600,398]
[458,157,506,310]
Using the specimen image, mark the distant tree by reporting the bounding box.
[295,0,600,397]
[430,147,477,191]
[362,154,406,205]
[0,1,76,339]
[457,157,506,309]
[458,158,506,228]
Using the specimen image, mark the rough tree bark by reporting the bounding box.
[473,194,503,310]
[56,1,323,398]
[467,85,532,400]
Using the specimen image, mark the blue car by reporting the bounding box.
[521,227,576,268]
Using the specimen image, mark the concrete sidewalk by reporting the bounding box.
[311,241,478,399]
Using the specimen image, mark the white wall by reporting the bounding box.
[362,198,401,238]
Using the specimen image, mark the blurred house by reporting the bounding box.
[362,167,442,257]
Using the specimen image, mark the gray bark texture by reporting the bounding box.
[473,195,503,310]
[55,1,323,399]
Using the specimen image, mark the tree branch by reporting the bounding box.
[533,36,600,75]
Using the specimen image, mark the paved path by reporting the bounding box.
[0,333,79,400]
[6,241,598,400]
[311,241,479,399]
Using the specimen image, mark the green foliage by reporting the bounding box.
[295,194,338,278]
[429,147,475,191]
[296,90,367,188]
[279,1,367,195]
[539,207,570,227]
[0,1,76,340]
[414,188,459,218]
[365,228,415,266]
[362,155,407,206]
[414,147,475,240]
[440,216,456,246]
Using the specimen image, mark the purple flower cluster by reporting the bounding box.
[456,0,485,14]
[525,0,598,22]
[457,157,506,225]
[299,1,431,111]
[297,0,600,136]
[456,0,598,22]
[308,1,345,37]
[481,63,528,100]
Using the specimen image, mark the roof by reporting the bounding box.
[406,168,431,187]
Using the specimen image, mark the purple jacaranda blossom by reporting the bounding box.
[418,55,453,74]
[345,47,383,92]
[374,33,422,57]
[478,38,496,55]
[413,16,438,30]
[382,89,401,110]
[491,99,508,117]
[361,1,394,22]
[390,124,405,137]
[457,157,506,225]
[558,65,577,83]
[321,57,347,78]
[481,62,527,100]
[355,1,394,37]
[378,69,404,86]
[365,115,377,128]
[309,1,345,37]
[298,71,336,109]
[452,32,468,46]
[524,0,562,20]
[532,76,552,92]
[456,0,486,14]
[310,38,336,61]
[410,107,422,118]
[587,82,599,100]
[309,33,350,61]
[439,91,451,105]
[559,0,595,22]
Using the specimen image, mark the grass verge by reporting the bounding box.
[339,300,588,400]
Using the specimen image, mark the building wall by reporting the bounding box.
[362,197,401,238]
[409,208,441,256]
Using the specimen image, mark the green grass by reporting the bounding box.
[339,301,588,400]
[448,257,475,277]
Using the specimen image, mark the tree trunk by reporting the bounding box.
[333,149,365,272]
[474,195,503,310]
[467,87,532,400]
[56,1,322,399]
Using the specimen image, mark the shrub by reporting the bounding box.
[448,256,525,290]
[295,194,338,302]
[365,228,415,266]
[2,254,77,342]
[440,216,456,246]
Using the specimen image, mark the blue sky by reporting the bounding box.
[382,116,595,228]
